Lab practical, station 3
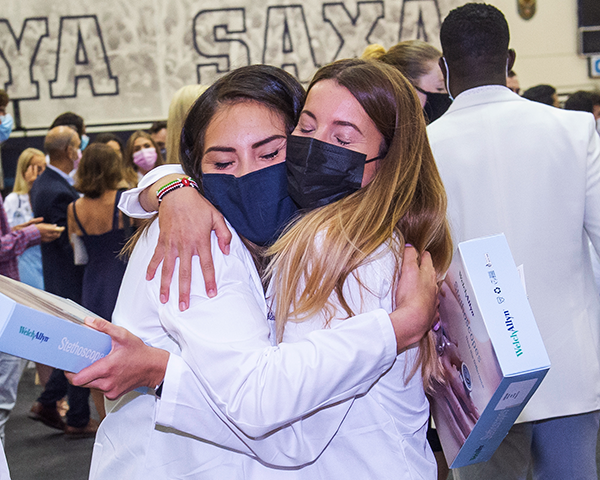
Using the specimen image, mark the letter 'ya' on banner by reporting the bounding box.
[0,0,458,129]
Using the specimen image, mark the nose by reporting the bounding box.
[234,151,254,178]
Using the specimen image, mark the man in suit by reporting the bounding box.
[28,126,97,436]
[428,4,600,479]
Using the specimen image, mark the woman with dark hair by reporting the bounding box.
[67,143,132,322]
[122,130,164,187]
[74,62,446,479]
[93,133,124,158]
[521,84,560,107]
[67,143,134,420]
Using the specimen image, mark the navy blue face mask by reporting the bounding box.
[286,135,382,210]
[202,162,298,246]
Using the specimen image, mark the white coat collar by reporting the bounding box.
[445,85,524,115]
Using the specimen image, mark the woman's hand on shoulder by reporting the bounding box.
[390,246,439,353]
[145,180,232,311]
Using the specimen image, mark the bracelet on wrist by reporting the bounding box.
[156,176,200,204]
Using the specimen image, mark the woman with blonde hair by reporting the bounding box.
[122,130,164,187]
[72,60,450,479]
[4,147,46,288]
[363,40,451,122]
[165,84,207,164]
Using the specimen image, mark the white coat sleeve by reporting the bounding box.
[584,122,600,255]
[118,164,184,218]
[152,236,397,467]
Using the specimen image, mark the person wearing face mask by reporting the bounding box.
[69,62,449,479]
[0,90,14,191]
[122,131,164,187]
[149,121,167,160]
[49,111,88,178]
[362,40,452,123]
[429,4,600,479]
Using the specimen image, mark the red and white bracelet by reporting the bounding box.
[156,176,200,204]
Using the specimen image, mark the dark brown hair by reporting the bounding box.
[180,64,305,186]
[0,90,8,108]
[75,143,123,198]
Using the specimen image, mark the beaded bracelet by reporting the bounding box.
[156,176,200,204]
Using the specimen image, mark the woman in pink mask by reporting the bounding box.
[122,131,164,187]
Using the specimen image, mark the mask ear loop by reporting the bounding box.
[365,155,383,164]
[443,57,454,101]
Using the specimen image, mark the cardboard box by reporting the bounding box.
[0,275,112,373]
[430,234,550,468]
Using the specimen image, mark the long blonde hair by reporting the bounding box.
[166,85,208,164]
[13,148,44,194]
[122,130,164,187]
[267,59,452,390]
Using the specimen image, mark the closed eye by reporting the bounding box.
[213,161,233,170]
[261,148,281,160]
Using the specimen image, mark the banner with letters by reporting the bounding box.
[0,0,461,130]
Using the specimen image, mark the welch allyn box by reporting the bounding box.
[0,274,111,373]
[430,234,550,468]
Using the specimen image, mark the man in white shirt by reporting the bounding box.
[428,3,600,479]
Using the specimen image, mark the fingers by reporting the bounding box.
[213,214,232,256]
[84,316,118,337]
[146,241,166,282]
[30,217,44,225]
[391,247,442,352]
[198,256,216,301]
[419,250,436,279]
[402,245,418,267]
[69,358,108,388]
[159,250,176,305]
[178,250,194,310]
[197,227,216,300]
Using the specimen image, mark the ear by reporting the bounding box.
[507,49,516,71]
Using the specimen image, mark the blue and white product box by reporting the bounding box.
[430,234,550,468]
[0,275,112,373]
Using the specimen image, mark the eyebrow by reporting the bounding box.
[300,110,363,135]
[204,146,235,154]
[252,134,285,149]
[204,135,286,154]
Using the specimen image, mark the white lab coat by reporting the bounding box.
[427,85,600,423]
[91,186,435,478]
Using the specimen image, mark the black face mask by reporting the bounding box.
[202,162,298,246]
[415,86,453,123]
[286,135,382,210]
